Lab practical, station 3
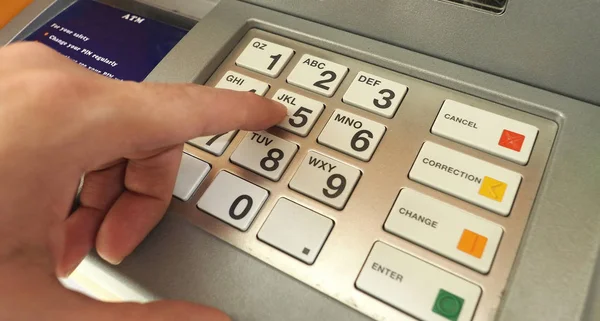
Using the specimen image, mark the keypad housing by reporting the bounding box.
[170,29,557,321]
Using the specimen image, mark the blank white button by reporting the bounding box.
[230,131,298,181]
[258,198,334,264]
[235,38,294,77]
[214,71,270,95]
[287,54,348,97]
[409,142,522,216]
[318,109,386,161]
[343,71,407,118]
[188,131,238,156]
[356,242,481,321]
[173,153,211,201]
[289,151,361,210]
[432,100,539,165]
[197,171,268,231]
[384,189,503,273]
[271,89,325,137]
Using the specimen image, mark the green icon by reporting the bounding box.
[432,289,464,321]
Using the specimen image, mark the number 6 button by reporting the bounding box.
[197,171,269,231]
[287,54,348,97]
[289,151,361,210]
[343,71,408,118]
[318,109,386,161]
[230,131,299,181]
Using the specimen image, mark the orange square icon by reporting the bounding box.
[498,129,525,152]
[478,176,508,202]
[457,229,488,258]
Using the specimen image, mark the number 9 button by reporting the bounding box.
[230,131,299,181]
[343,71,408,118]
[289,151,361,210]
[318,109,386,161]
[197,171,269,231]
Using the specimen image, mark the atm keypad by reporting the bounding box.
[174,29,557,321]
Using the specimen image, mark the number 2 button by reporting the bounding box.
[197,171,268,231]
[343,71,408,118]
[230,131,299,181]
[318,109,386,161]
[236,38,295,78]
[287,54,348,97]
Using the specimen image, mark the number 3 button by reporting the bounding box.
[343,71,408,118]
[230,131,299,181]
[318,109,386,161]
[197,171,269,231]
[287,54,348,97]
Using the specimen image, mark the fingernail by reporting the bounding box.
[99,252,123,265]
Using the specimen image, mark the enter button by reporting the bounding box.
[356,242,481,321]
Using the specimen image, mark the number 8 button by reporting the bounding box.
[230,131,299,181]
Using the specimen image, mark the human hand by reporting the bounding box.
[0,42,286,321]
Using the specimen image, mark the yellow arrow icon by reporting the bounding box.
[478,176,507,202]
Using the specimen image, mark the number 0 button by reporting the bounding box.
[343,71,408,118]
[197,171,268,231]
[287,54,348,97]
[230,131,299,181]
[318,109,386,161]
[289,151,361,210]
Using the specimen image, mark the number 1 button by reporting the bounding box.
[287,54,348,97]
[197,171,268,231]
[236,38,294,78]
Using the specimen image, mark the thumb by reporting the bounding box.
[0,264,229,321]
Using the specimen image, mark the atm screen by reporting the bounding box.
[25,0,188,81]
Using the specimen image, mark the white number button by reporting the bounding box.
[235,38,294,77]
[172,153,211,201]
[318,109,386,161]
[287,54,348,97]
[289,151,361,210]
[214,71,270,95]
[188,131,238,156]
[230,131,298,181]
[343,71,408,118]
[197,171,268,231]
[258,198,334,264]
[271,89,325,137]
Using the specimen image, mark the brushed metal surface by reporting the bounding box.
[172,29,558,321]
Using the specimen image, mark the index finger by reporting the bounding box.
[78,79,287,169]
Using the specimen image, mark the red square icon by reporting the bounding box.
[498,129,525,152]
